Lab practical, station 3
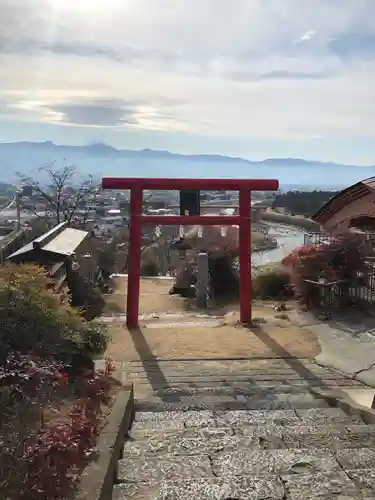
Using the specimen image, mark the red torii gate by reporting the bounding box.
[101,177,279,327]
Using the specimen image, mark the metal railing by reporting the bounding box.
[0,228,29,265]
[304,232,335,245]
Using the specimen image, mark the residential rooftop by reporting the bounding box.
[7,221,89,261]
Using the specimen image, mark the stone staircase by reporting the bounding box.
[112,359,375,499]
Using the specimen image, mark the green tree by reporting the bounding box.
[272,190,339,217]
[66,267,105,320]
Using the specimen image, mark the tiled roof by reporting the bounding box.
[7,222,89,260]
[43,228,88,256]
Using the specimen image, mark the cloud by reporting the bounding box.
[0,99,11,113]
[0,0,375,141]
[49,99,137,126]
[229,70,334,82]
[0,37,120,60]
[8,97,191,132]
[300,30,317,42]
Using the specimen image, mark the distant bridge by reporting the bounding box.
[168,203,268,210]
[167,202,268,220]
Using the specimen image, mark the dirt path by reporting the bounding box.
[104,277,187,315]
[105,308,320,362]
[103,277,320,363]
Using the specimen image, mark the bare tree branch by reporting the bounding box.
[17,163,99,225]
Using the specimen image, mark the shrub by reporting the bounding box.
[252,263,291,300]
[17,360,115,500]
[67,271,106,320]
[0,264,109,369]
[0,352,115,500]
[141,261,159,276]
[282,234,369,307]
[0,352,68,499]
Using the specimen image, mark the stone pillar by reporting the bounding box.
[158,242,168,276]
[196,252,209,308]
[252,207,261,224]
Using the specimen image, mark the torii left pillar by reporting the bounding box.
[127,186,143,328]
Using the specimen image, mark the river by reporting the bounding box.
[0,209,36,222]
[252,223,305,267]
[220,207,305,266]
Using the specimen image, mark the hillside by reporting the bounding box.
[0,141,373,188]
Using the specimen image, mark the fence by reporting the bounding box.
[0,228,29,265]
[304,232,335,245]
[305,231,375,248]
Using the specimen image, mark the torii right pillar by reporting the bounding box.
[239,188,252,324]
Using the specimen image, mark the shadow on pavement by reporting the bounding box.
[247,324,327,387]
[128,327,181,403]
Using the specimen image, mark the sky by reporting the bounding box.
[1,0,375,165]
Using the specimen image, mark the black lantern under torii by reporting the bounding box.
[179,189,201,216]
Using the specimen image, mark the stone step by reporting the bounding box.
[112,357,374,499]
[113,472,372,500]
[121,359,348,381]
[121,358,329,372]
[132,407,358,429]
[262,423,375,451]
[209,447,371,479]
[125,366,335,376]
[118,448,342,481]
[335,448,375,470]
[222,407,364,427]
[129,376,360,392]
[133,391,331,412]
[123,423,375,457]
[149,380,362,397]
[130,407,363,435]
[113,475,286,500]
[126,371,346,381]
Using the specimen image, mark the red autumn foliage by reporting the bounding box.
[282,234,370,307]
[281,243,322,268]
[0,353,115,500]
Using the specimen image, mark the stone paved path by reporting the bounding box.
[112,358,375,499]
[291,308,375,387]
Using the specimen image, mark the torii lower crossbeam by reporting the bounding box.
[102,177,279,328]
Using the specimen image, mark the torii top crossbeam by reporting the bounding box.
[102,177,279,191]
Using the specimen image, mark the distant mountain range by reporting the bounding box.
[0,141,373,189]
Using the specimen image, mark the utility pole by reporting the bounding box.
[16,190,22,230]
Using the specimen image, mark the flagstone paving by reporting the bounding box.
[112,358,375,499]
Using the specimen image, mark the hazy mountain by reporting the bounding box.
[0,182,15,193]
[0,141,373,189]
